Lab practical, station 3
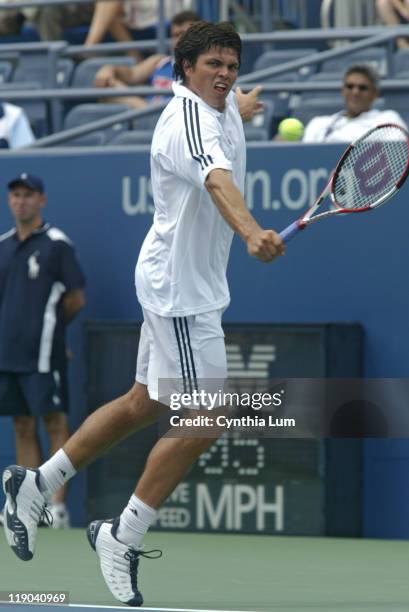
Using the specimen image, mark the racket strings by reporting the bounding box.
[333,126,409,210]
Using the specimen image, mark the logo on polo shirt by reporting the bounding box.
[27,251,40,279]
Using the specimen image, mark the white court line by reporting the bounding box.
[68,604,258,612]
[0,603,257,612]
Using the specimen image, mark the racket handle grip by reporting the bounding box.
[279,221,303,243]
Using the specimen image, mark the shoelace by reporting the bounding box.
[40,505,53,527]
[33,500,53,527]
[121,548,161,595]
[124,548,163,563]
[124,547,163,581]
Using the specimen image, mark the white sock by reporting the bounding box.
[116,494,157,548]
[50,501,66,511]
[39,449,76,498]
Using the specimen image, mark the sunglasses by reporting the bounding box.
[344,83,370,92]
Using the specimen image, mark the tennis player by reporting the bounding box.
[2,21,284,607]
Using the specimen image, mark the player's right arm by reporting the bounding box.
[205,168,284,263]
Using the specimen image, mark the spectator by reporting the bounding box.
[0,173,85,528]
[94,10,264,120]
[0,1,23,36]
[0,0,94,41]
[31,3,94,42]
[376,0,409,48]
[94,10,200,108]
[0,102,35,148]
[303,64,407,143]
[321,0,377,28]
[85,0,191,55]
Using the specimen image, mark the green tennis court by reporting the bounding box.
[1,528,408,611]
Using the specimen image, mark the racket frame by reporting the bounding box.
[279,123,409,242]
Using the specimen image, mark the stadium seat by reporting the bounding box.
[240,42,264,76]
[293,98,345,126]
[53,131,107,147]
[242,73,298,119]
[392,69,409,80]
[132,107,163,131]
[110,130,154,145]
[320,47,387,76]
[394,49,409,75]
[243,125,269,141]
[250,98,276,138]
[71,57,135,88]
[387,68,409,114]
[64,103,132,141]
[253,49,319,80]
[0,60,13,83]
[12,56,74,87]
[381,93,409,110]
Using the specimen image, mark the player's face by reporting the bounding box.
[8,186,46,225]
[183,46,240,111]
[170,20,196,51]
[342,73,377,117]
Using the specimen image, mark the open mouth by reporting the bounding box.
[214,83,228,93]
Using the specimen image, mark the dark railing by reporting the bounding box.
[0,11,408,146]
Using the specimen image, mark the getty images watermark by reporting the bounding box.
[165,388,296,433]
[159,378,409,439]
[169,389,283,411]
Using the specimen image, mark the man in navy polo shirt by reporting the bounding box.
[0,173,85,527]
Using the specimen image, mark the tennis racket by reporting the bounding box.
[280,123,409,243]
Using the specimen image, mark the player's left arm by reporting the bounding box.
[63,289,85,324]
[236,85,263,122]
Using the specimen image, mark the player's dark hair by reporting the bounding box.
[174,21,241,82]
[343,64,379,88]
[171,10,200,26]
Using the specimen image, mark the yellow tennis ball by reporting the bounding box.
[278,118,304,141]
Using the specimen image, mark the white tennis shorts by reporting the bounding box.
[135,307,227,403]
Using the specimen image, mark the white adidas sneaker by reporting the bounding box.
[86,517,161,607]
[2,465,49,561]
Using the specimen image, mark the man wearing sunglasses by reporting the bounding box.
[303,64,407,143]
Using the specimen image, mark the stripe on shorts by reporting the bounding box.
[183,317,198,390]
[173,317,197,395]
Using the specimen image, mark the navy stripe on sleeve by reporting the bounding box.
[189,100,209,168]
[183,98,205,170]
[194,101,213,165]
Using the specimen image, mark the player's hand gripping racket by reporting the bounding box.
[280,123,409,243]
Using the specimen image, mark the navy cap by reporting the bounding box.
[8,173,45,193]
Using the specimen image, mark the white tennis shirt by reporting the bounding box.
[303,108,408,143]
[135,82,246,317]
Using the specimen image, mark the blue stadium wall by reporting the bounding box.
[0,143,408,537]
